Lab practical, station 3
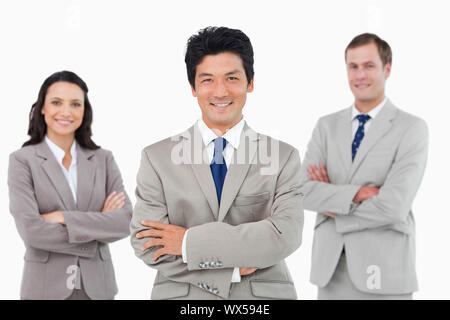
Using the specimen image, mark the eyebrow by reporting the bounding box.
[348,61,375,65]
[198,70,243,77]
[48,97,82,102]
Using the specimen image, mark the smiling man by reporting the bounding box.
[130,27,303,300]
[300,33,428,299]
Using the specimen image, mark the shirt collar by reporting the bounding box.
[351,96,388,121]
[45,135,77,166]
[196,117,245,150]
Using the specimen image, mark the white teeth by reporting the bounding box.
[57,120,72,125]
[356,84,369,88]
[212,102,231,107]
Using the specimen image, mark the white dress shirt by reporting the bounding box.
[45,136,78,204]
[351,96,387,138]
[182,117,246,283]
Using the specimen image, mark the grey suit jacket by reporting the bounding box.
[8,140,132,300]
[130,123,303,299]
[299,100,428,295]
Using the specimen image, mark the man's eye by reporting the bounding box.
[202,79,212,83]
[227,77,238,81]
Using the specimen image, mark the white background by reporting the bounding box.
[0,0,448,299]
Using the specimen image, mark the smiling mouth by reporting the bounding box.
[210,102,233,108]
[355,84,370,88]
[55,119,73,126]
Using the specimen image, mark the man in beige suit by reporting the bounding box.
[130,26,303,299]
[300,33,428,299]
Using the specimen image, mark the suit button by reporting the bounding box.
[210,261,216,268]
[212,288,219,294]
[199,262,205,268]
[204,261,210,268]
[217,261,222,267]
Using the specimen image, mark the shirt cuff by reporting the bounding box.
[182,229,189,263]
[231,267,241,283]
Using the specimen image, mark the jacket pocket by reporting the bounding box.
[250,280,297,299]
[99,245,112,260]
[151,281,190,300]
[23,248,50,263]
[234,192,270,206]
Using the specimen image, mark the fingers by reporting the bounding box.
[140,220,168,229]
[136,228,164,239]
[102,191,126,212]
[153,247,166,261]
[142,238,164,252]
[323,212,335,218]
[319,163,330,183]
[309,165,324,182]
[308,165,319,181]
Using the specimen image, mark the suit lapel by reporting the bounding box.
[348,100,397,180]
[186,125,220,219]
[218,124,259,222]
[337,108,353,176]
[36,141,77,210]
[76,144,96,211]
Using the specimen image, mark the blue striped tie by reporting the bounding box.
[352,114,371,161]
[210,137,227,204]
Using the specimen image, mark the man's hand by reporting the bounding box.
[42,210,66,225]
[137,221,187,261]
[102,191,125,212]
[309,163,335,218]
[240,267,257,276]
[353,186,379,203]
[308,163,329,183]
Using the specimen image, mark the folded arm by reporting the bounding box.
[335,120,429,233]
[8,154,97,258]
[186,148,304,270]
[300,120,361,215]
[63,151,133,243]
[130,149,235,298]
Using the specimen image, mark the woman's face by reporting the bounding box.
[41,81,85,140]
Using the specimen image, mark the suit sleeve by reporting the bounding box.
[130,149,235,299]
[185,148,304,270]
[63,151,133,244]
[8,153,97,258]
[334,120,429,234]
[299,119,361,216]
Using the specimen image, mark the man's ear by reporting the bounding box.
[190,83,197,97]
[247,77,254,93]
[384,62,392,79]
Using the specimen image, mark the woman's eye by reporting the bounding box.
[51,101,61,105]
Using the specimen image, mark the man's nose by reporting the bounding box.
[213,79,228,97]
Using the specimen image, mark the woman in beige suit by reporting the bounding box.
[8,71,132,300]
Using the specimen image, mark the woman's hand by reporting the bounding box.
[102,191,125,213]
[42,210,66,225]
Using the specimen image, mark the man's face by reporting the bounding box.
[346,42,391,106]
[191,52,253,132]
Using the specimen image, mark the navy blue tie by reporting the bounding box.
[210,137,227,204]
[352,114,371,161]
